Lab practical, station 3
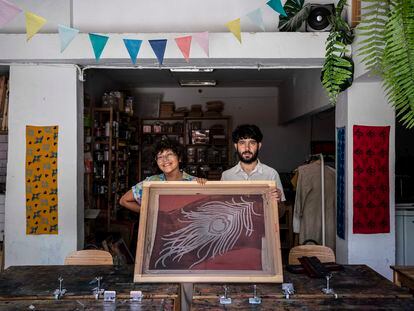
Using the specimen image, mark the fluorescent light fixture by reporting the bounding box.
[170,68,214,73]
[179,79,217,87]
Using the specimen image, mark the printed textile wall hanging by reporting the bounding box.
[353,125,390,234]
[26,125,58,235]
[336,127,346,239]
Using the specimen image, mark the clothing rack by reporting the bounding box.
[309,153,325,246]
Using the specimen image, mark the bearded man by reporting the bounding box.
[221,124,285,204]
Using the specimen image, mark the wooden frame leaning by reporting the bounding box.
[134,181,283,283]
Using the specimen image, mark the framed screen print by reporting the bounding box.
[134,181,283,283]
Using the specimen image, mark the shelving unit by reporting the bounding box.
[140,116,232,180]
[90,107,138,230]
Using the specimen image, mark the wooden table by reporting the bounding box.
[1,264,413,310]
[0,265,179,310]
[192,265,414,310]
[391,265,414,293]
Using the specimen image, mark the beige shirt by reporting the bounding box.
[221,160,286,201]
[293,161,336,249]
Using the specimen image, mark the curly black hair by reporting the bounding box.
[152,139,183,170]
[232,124,263,143]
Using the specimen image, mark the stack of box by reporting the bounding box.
[204,101,224,116]
[159,102,175,117]
[188,104,203,117]
[172,107,189,117]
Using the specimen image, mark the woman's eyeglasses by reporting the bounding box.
[155,152,176,162]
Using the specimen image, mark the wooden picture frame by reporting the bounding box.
[134,181,283,283]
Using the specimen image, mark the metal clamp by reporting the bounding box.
[282,283,295,299]
[219,285,232,305]
[53,276,66,300]
[130,290,143,302]
[248,284,262,304]
[104,290,116,302]
[322,274,338,298]
[92,276,105,299]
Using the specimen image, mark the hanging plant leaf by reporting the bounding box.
[321,0,354,104]
[278,0,311,32]
[356,0,390,74]
[382,0,414,128]
[321,31,353,103]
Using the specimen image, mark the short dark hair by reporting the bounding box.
[232,124,263,143]
[152,139,183,168]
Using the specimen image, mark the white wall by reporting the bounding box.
[336,80,395,279]
[5,64,81,266]
[279,69,331,123]
[132,86,315,173]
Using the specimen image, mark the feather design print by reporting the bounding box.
[154,196,260,269]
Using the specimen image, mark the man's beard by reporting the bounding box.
[237,149,259,164]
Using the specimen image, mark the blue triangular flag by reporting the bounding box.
[58,24,79,52]
[88,33,109,61]
[266,0,287,17]
[149,39,167,65]
[123,39,142,64]
[247,8,265,31]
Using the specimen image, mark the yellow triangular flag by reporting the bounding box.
[225,18,241,43]
[25,11,47,41]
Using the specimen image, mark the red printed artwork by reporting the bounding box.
[149,194,264,270]
[353,125,390,234]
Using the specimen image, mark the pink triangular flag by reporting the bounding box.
[193,31,209,57]
[0,0,22,28]
[174,36,192,63]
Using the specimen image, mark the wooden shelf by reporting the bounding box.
[139,116,232,180]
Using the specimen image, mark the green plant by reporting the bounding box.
[278,0,311,32]
[358,0,414,128]
[321,0,354,104]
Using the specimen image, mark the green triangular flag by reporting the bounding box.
[88,33,109,61]
[266,0,287,17]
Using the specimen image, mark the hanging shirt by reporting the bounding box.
[221,160,286,201]
[132,172,196,204]
[293,161,336,249]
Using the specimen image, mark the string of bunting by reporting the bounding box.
[0,0,286,64]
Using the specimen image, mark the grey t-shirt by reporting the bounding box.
[221,160,286,201]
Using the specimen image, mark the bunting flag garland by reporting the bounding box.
[0,0,22,28]
[193,31,209,57]
[25,11,47,41]
[174,35,192,63]
[266,0,287,17]
[225,18,242,43]
[58,24,79,53]
[0,1,293,60]
[88,33,109,61]
[123,38,142,64]
[247,8,265,31]
[149,39,167,65]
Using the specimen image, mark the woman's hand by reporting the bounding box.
[196,178,207,185]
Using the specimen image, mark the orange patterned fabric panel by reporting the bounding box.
[26,125,58,235]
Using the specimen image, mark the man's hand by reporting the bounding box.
[265,187,282,203]
[196,178,207,185]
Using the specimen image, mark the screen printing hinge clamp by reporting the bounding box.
[53,276,67,300]
[91,276,105,299]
